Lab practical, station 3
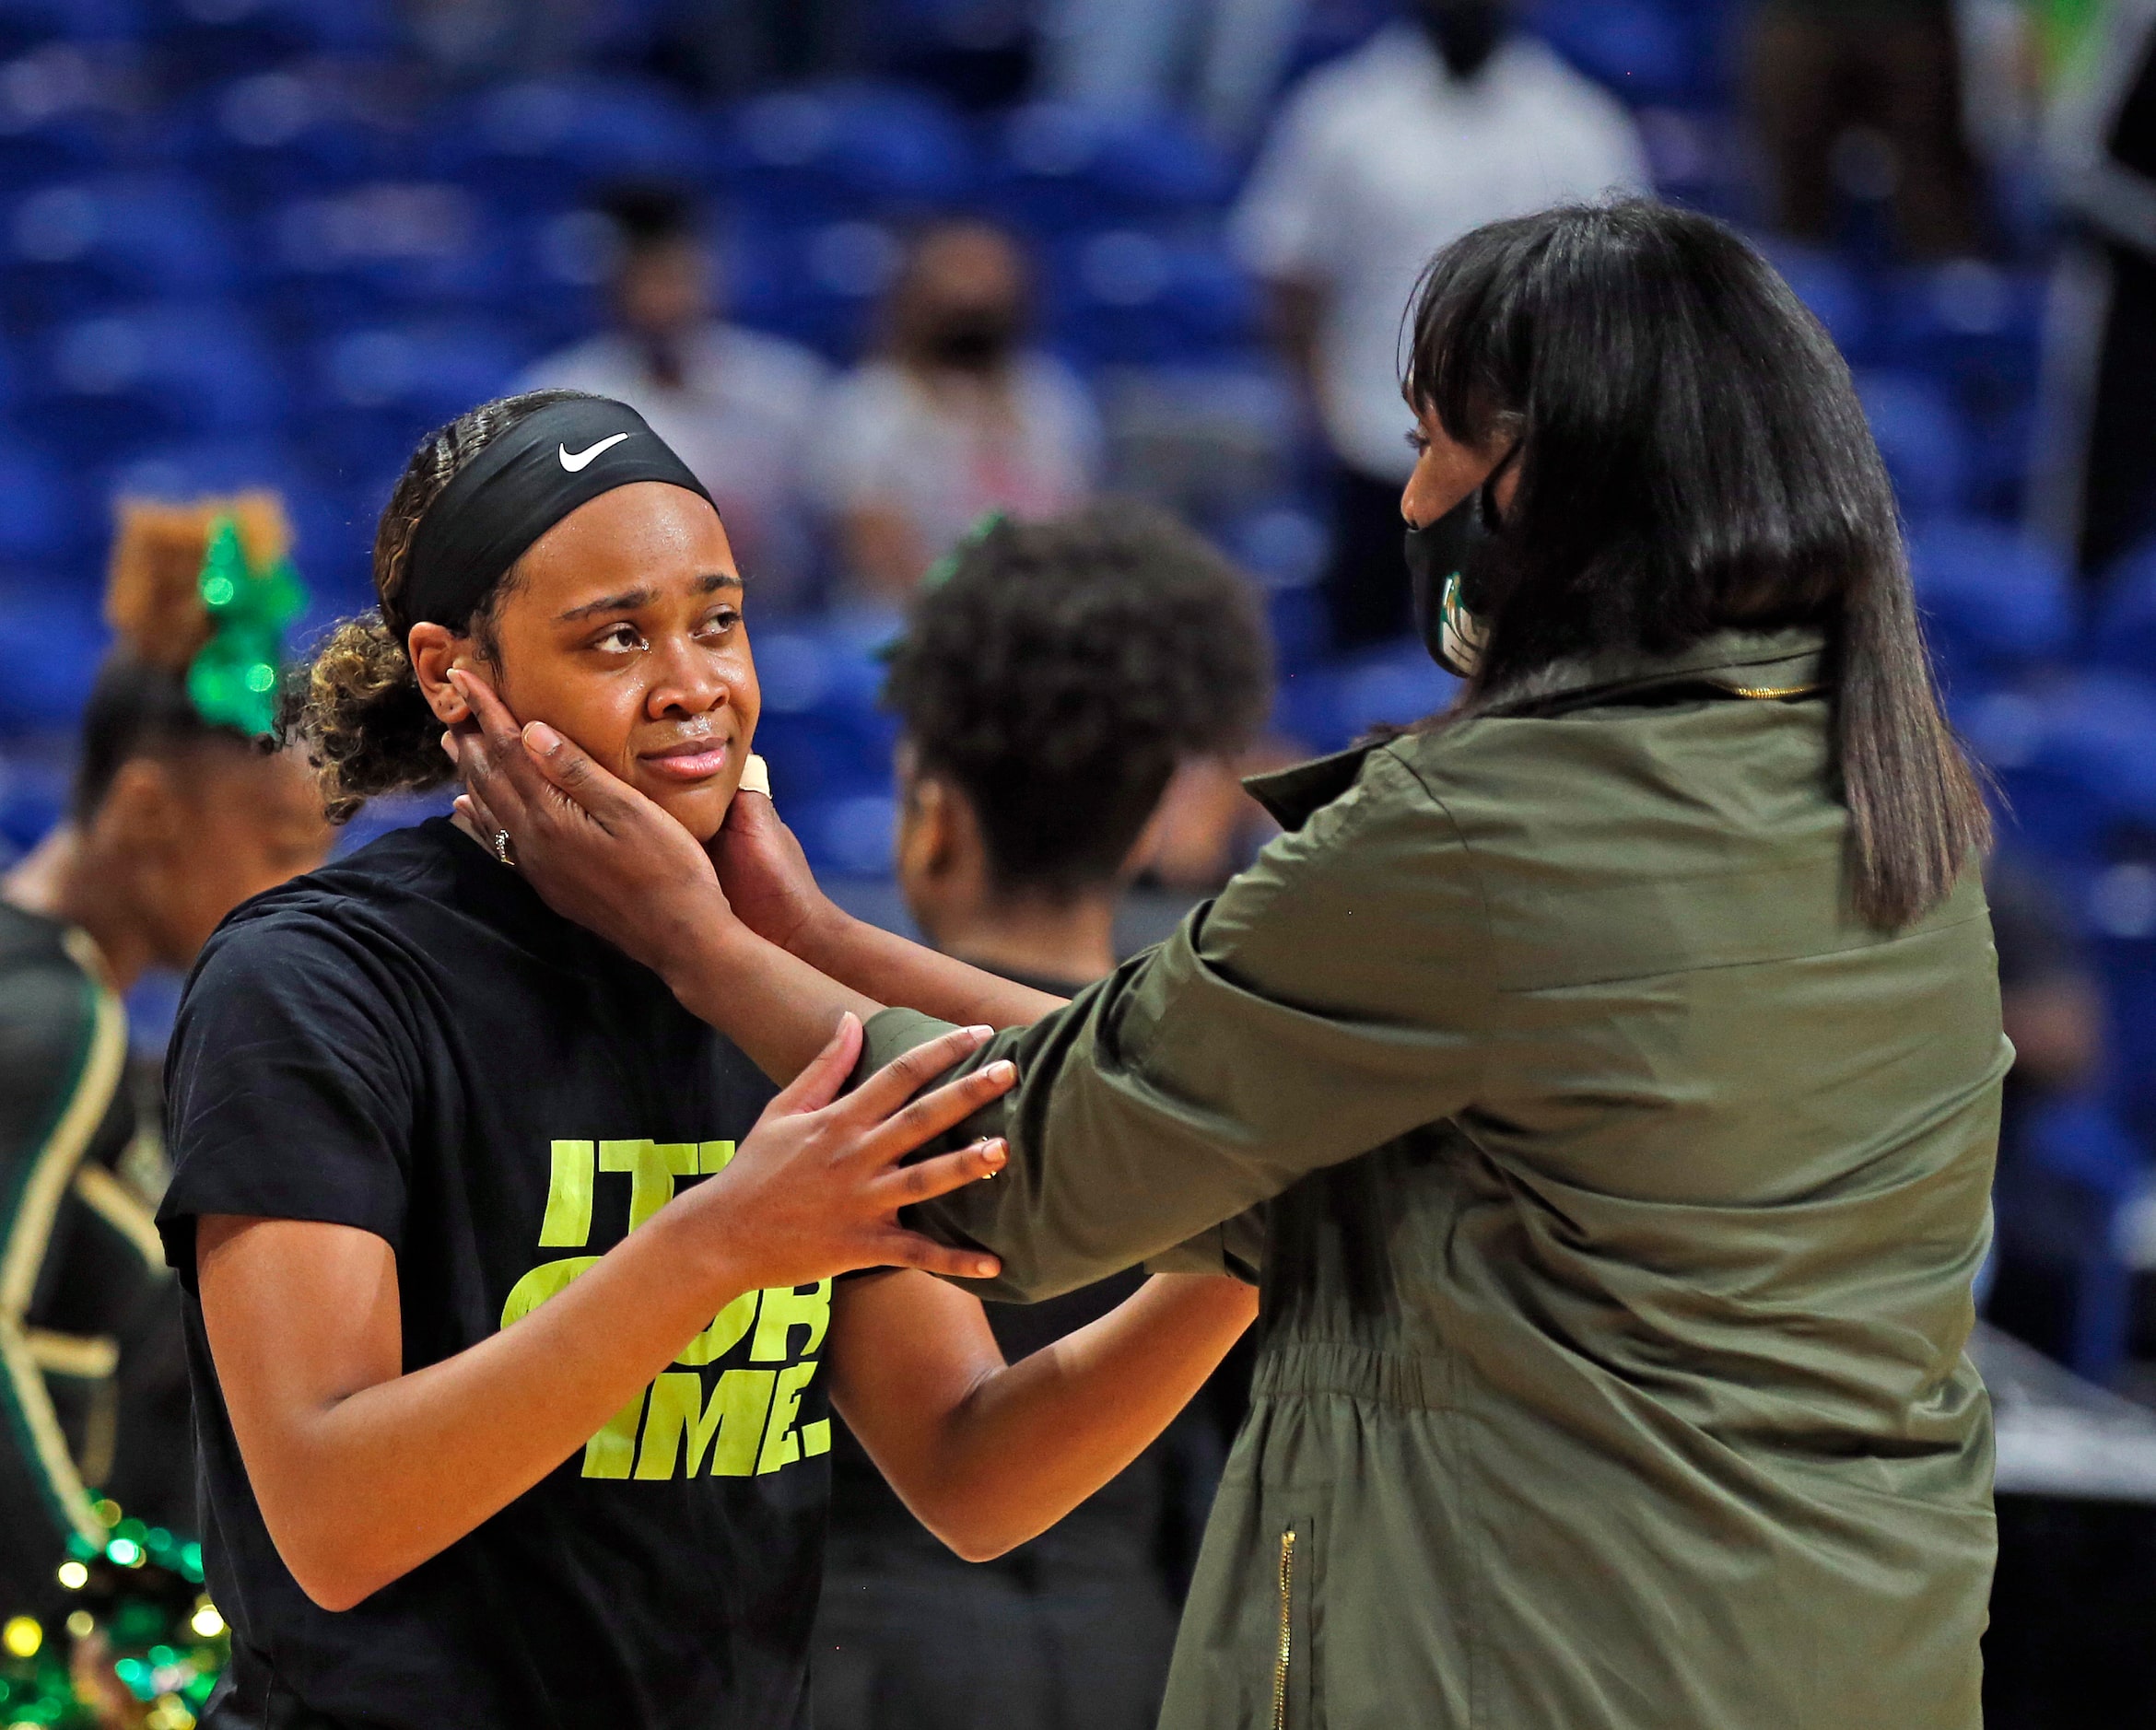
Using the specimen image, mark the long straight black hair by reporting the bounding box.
[1403,199,1988,929]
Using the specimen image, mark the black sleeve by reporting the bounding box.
[158,914,420,1289]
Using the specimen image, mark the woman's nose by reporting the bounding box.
[647,643,733,719]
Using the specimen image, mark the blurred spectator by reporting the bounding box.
[0,498,328,1616]
[520,185,830,610]
[814,503,1270,1730]
[1232,0,1648,649]
[1037,0,1307,145]
[812,220,1101,604]
[1745,0,1988,259]
[1983,851,2112,1365]
[2032,0,2156,581]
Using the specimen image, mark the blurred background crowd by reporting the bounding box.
[1,0,2155,1724]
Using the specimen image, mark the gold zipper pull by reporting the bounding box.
[1272,1527,1296,1730]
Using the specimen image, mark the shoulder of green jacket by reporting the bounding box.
[1242,626,1831,832]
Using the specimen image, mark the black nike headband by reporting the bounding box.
[402,396,717,629]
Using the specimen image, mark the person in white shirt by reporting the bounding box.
[1233,0,1649,648]
[521,185,830,611]
[812,219,1103,605]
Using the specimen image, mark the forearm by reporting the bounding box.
[896,1273,1256,1560]
[788,904,1066,1030]
[217,1214,749,1608]
[657,915,888,1083]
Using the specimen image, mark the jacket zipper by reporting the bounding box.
[1272,1527,1296,1730]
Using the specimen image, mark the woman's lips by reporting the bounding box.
[640,739,732,783]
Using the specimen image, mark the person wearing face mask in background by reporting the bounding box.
[811,220,1102,605]
[520,183,830,612]
[1233,0,1649,651]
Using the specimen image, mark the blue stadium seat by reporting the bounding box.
[1049,229,1258,366]
[250,181,510,335]
[1536,0,1715,107]
[2087,865,2156,1157]
[1275,637,1456,756]
[791,792,900,877]
[297,320,526,491]
[423,77,703,213]
[2089,538,2156,678]
[0,584,103,734]
[716,83,974,226]
[0,435,88,565]
[1634,108,1743,216]
[4,174,238,325]
[2006,1092,2149,1383]
[987,104,1236,237]
[146,0,395,79]
[0,58,118,182]
[1906,517,2074,692]
[1879,261,2045,514]
[1855,368,1971,517]
[0,0,142,50]
[723,218,900,362]
[1877,259,2045,388]
[751,622,898,805]
[1758,240,1870,358]
[1222,504,1330,671]
[499,206,615,351]
[1961,677,2156,869]
[29,301,284,460]
[173,70,404,208]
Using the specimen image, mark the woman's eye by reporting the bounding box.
[595,624,645,653]
[696,609,740,638]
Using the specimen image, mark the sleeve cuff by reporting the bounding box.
[1142,1208,1266,1285]
[855,1006,966,1086]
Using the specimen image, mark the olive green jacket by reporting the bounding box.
[868,627,2006,1730]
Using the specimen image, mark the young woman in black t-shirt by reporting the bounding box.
[157,392,1256,1730]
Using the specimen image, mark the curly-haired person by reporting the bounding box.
[154,393,1257,1730]
[814,505,1272,1730]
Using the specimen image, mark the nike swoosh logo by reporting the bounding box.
[559,432,630,472]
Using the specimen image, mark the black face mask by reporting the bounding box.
[1418,0,1507,80]
[1405,448,1516,677]
[921,306,1018,371]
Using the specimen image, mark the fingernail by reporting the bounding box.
[967,1023,994,1042]
[986,1060,1017,1084]
[439,730,455,759]
[448,669,469,693]
[974,1258,998,1278]
[523,721,562,755]
[981,1140,1007,1168]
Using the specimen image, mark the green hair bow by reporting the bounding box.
[186,514,306,739]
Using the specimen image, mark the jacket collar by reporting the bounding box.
[1244,626,1830,831]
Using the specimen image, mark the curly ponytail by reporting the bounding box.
[282,389,595,822]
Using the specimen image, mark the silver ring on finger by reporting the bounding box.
[494,829,513,867]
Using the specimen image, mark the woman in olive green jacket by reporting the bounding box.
[457,202,2005,1730]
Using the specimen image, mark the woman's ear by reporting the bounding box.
[407,623,478,725]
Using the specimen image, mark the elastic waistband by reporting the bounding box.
[1251,1340,1454,1412]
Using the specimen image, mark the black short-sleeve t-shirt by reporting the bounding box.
[158,818,833,1730]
